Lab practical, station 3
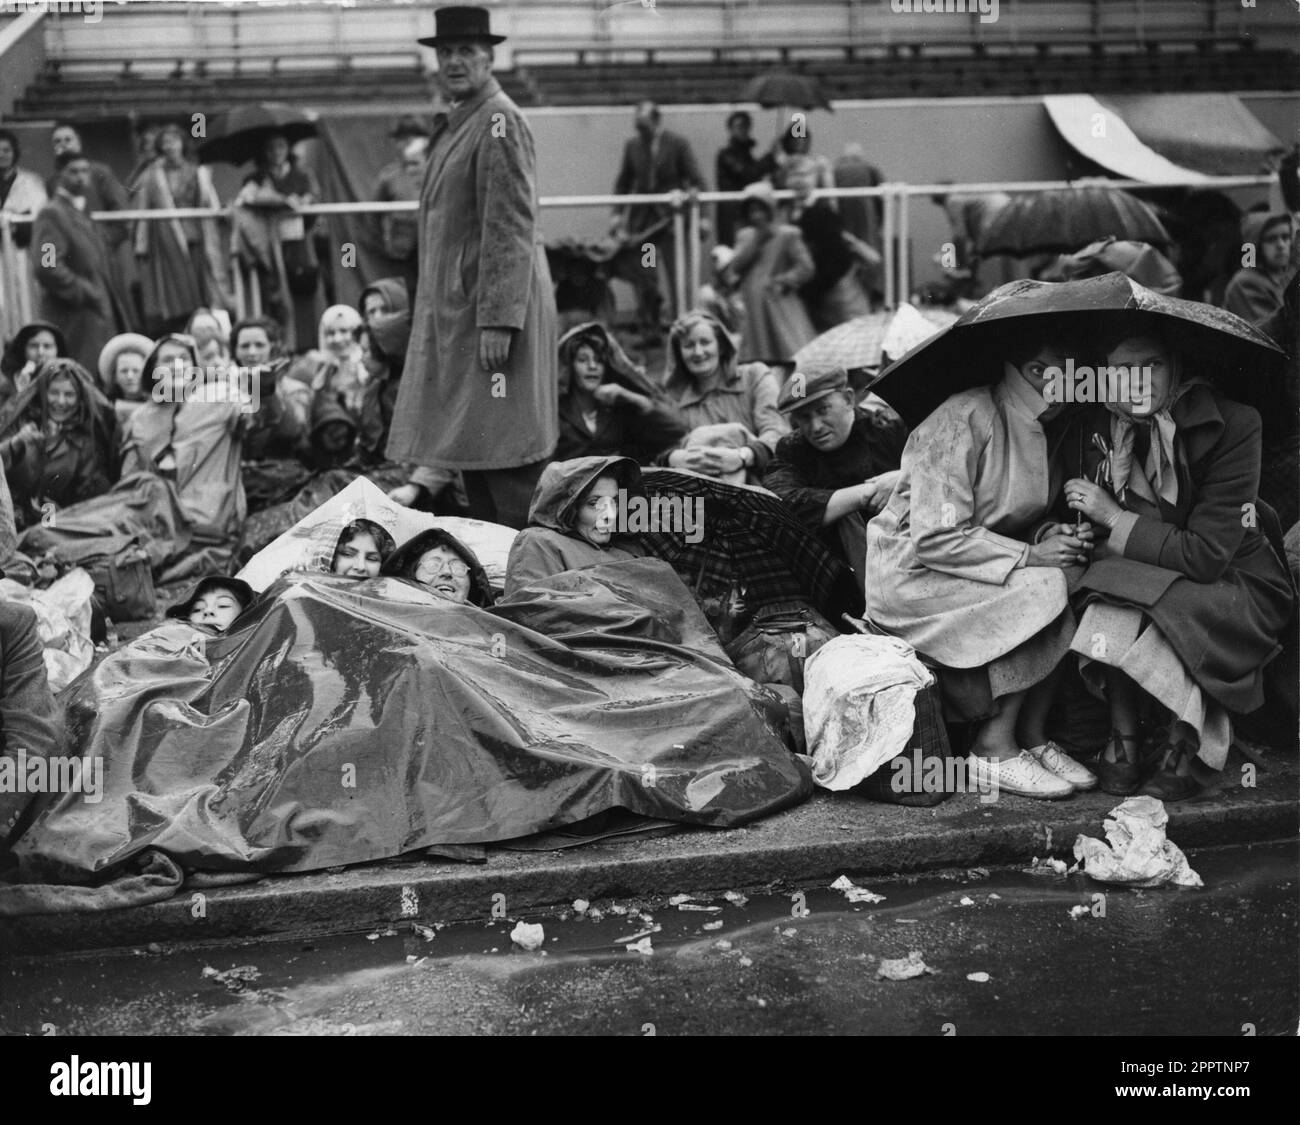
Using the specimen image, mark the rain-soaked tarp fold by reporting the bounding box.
[12,558,811,887]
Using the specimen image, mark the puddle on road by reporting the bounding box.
[2,841,1295,1036]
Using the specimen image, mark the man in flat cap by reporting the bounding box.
[763,363,907,582]
[387,5,558,527]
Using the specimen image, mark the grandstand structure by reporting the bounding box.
[0,0,1296,122]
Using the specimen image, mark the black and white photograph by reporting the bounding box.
[0,0,1297,1070]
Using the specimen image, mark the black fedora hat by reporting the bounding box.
[417,6,506,47]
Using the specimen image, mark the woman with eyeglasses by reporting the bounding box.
[383,527,495,607]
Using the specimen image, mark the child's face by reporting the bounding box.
[324,319,354,357]
[572,344,605,393]
[575,475,619,547]
[332,531,383,578]
[187,588,243,631]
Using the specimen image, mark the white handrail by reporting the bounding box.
[3,173,1277,332]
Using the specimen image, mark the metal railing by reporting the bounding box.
[0,174,1276,343]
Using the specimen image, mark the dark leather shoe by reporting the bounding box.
[1094,756,1142,796]
[1140,767,1201,802]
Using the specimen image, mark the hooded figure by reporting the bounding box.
[0,358,119,529]
[1223,210,1294,323]
[382,526,495,607]
[120,334,247,575]
[505,455,646,597]
[165,575,256,632]
[556,322,686,463]
[308,388,361,469]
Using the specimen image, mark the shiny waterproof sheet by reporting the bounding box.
[15,558,810,882]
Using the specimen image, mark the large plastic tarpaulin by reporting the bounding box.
[12,558,811,885]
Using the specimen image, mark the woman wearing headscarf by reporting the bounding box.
[131,122,232,337]
[0,322,66,404]
[120,333,247,577]
[864,320,1100,801]
[505,455,645,597]
[1065,324,1294,801]
[723,181,817,363]
[556,322,685,463]
[659,309,788,485]
[0,358,119,531]
[293,305,368,422]
[383,527,494,607]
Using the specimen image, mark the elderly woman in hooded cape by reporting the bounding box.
[383,527,495,607]
[505,456,646,597]
[0,358,119,531]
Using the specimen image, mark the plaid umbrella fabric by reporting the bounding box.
[793,305,958,372]
[635,469,857,620]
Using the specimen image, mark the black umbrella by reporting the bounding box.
[977,187,1170,257]
[635,468,857,622]
[868,273,1285,429]
[741,71,832,112]
[197,103,318,166]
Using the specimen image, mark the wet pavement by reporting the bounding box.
[2,841,1294,1036]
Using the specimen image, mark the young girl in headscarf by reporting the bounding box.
[304,305,368,419]
[1066,323,1294,801]
[0,358,118,530]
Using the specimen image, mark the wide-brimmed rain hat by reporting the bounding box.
[97,333,155,392]
[868,272,1286,429]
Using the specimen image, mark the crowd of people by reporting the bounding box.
[1,6,1297,881]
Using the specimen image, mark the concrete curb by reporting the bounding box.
[3,758,1295,956]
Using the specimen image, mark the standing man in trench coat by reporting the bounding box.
[386,5,558,528]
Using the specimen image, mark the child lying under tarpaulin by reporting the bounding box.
[1,554,809,910]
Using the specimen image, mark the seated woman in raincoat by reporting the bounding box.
[119,334,249,579]
[659,310,788,485]
[1064,324,1294,801]
[505,456,645,597]
[556,322,686,463]
[0,358,119,533]
[383,528,495,607]
[864,321,1099,801]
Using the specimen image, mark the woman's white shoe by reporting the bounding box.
[1028,741,1099,791]
[967,750,1074,800]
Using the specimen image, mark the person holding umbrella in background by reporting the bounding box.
[201,105,322,353]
